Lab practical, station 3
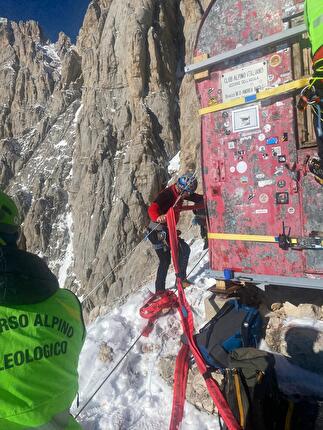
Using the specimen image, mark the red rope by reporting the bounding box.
[139,290,178,337]
[169,344,190,430]
[166,207,241,430]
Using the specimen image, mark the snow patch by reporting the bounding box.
[74,240,217,429]
[54,139,68,148]
[73,104,83,125]
[284,317,323,332]
[58,212,74,287]
[43,44,60,62]
[168,151,180,176]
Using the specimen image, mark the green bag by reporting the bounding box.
[221,348,287,430]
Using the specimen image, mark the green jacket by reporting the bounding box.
[0,244,86,429]
[305,0,323,56]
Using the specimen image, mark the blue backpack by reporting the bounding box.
[195,299,263,368]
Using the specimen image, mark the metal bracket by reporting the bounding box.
[206,270,323,290]
[185,24,307,75]
[282,12,304,23]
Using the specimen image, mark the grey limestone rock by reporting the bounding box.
[0,0,206,312]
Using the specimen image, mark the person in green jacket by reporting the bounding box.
[0,190,86,430]
[304,0,323,183]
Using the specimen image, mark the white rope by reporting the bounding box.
[81,171,199,304]
[81,222,162,304]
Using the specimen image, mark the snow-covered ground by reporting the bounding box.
[168,152,180,178]
[74,239,323,430]
[74,240,218,430]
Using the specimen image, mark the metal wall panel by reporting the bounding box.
[195,0,323,279]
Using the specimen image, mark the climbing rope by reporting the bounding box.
[74,332,143,418]
[80,224,159,304]
[80,171,199,305]
[186,248,209,278]
[110,233,207,310]
[75,291,181,418]
[74,172,207,419]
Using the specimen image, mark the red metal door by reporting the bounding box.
[194,0,323,279]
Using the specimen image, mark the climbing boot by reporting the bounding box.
[182,279,194,289]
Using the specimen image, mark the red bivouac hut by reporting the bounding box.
[187,0,323,289]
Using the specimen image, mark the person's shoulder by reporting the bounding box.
[160,184,173,194]
[56,289,86,337]
[55,289,83,315]
[4,246,45,266]
[61,288,81,300]
[20,249,54,271]
[155,185,174,201]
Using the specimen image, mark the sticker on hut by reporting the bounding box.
[221,61,268,101]
[232,105,260,133]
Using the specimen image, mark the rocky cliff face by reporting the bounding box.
[0,18,83,285]
[0,1,209,312]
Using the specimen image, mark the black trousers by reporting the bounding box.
[152,238,190,293]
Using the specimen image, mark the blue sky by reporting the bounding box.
[0,0,90,43]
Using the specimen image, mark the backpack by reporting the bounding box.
[284,396,323,430]
[221,348,287,430]
[195,299,262,368]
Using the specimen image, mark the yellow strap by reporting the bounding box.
[284,401,294,430]
[199,77,309,116]
[208,232,298,244]
[233,371,245,428]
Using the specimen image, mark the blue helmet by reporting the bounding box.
[177,173,198,194]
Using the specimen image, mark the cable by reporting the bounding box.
[80,222,162,304]
[310,104,323,123]
[75,179,206,418]
[74,333,142,418]
[168,248,209,291]
[75,287,175,418]
[186,248,209,278]
[75,238,200,416]
[171,171,198,210]
[81,171,199,304]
